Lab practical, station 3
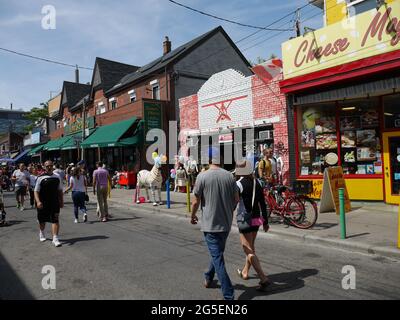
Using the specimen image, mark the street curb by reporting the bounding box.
[108,199,400,260]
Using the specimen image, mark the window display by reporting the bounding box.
[297,103,337,176]
[297,98,382,176]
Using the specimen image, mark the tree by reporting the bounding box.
[248,54,278,66]
[23,102,49,133]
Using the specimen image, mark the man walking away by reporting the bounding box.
[53,164,66,186]
[12,163,30,211]
[34,160,64,247]
[191,146,239,300]
[93,161,111,222]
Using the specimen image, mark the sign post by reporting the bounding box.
[320,166,351,214]
[339,188,347,239]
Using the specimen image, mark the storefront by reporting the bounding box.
[80,117,142,172]
[280,1,400,203]
[179,67,289,182]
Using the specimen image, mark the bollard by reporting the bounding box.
[186,180,191,213]
[166,178,171,209]
[339,188,346,239]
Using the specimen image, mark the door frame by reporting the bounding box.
[382,132,400,204]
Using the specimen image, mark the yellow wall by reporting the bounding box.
[48,94,61,117]
[300,178,384,201]
[326,0,347,25]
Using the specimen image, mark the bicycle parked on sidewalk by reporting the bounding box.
[263,183,318,229]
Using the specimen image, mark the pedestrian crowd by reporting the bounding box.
[0,160,112,247]
[0,145,279,300]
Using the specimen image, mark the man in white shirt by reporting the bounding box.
[11,163,30,211]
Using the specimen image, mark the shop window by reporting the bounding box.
[339,98,381,175]
[384,94,400,130]
[297,103,337,176]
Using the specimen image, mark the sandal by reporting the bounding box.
[256,279,272,292]
[237,269,249,280]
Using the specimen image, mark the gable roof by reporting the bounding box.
[91,57,140,96]
[59,81,91,116]
[106,26,251,96]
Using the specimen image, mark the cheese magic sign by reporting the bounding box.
[282,1,400,79]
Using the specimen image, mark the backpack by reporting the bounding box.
[254,160,266,179]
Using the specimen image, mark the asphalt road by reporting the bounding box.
[1,191,400,300]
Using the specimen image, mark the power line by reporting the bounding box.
[0,47,93,70]
[168,0,293,31]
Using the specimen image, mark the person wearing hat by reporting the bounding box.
[235,159,271,291]
[191,146,239,300]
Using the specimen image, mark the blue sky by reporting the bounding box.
[0,0,322,110]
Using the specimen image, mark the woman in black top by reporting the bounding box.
[235,159,271,291]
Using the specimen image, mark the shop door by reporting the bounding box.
[383,132,400,204]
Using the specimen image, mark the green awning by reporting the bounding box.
[43,135,71,151]
[81,117,138,148]
[60,130,95,150]
[28,144,45,156]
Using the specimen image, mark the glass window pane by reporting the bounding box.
[384,94,400,129]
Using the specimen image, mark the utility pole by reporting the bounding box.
[81,97,87,161]
[295,9,301,37]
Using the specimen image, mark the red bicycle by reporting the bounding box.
[263,184,318,229]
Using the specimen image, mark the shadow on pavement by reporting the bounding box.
[0,220,26,227]
[346,232,370,239]
[236,268,319,300]
[0,252,35,299]
[62,235,109,246]
[312,223,338,230]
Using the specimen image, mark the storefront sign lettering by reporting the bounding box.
[295,38,350,68]
[361,7,400,47]
[282,3,400,79]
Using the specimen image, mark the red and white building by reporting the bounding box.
[179,62,290,183]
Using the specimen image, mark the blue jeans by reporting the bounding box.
[204,232,234,300]
[71,191,86,219]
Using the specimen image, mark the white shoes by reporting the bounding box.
[20,206,24,211]
[83,214,88,222]
[52,237,61,247]
[74,218,78,223]
[39,232,46,242]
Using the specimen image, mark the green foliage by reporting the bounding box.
[248,54,278,66]
[23,102,49,133]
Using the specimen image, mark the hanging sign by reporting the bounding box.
[320,166,352,214]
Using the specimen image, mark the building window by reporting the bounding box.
[128,90,136,103]
[384,94,400,129]
[109,97,117,110]
[297,98,381,177]
[152,85,160,100]
[97,102,106,114]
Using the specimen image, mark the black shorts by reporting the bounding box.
[37,209,60,224]
[238,225,259,234]
[15,186,27,197]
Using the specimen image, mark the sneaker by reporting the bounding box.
[39,232,46,242]
[74,218,78,223]
[16,203,20,209]
[83,214,88,222]
[52,238,61,247]
[20,206,24,211]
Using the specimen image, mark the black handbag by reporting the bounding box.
[237,179,256,232]
[85,194,89,202]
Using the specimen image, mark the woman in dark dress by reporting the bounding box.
[235,159,271,291]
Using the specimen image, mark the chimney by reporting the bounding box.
[163,36,171,55]
[75,65,79,83]
[10,103,12,110]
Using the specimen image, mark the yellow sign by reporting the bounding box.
[320,167,352,214]
[282,1,400,79]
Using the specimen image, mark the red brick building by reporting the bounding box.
[179,67,290,183]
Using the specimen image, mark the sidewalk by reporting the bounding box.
[106,188,400,259]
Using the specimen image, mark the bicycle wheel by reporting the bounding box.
[290,195,318,229]
[283,197,305,227]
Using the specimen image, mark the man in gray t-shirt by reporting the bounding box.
[191,146,239,300]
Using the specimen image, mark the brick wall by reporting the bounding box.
[179,70,290,184]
